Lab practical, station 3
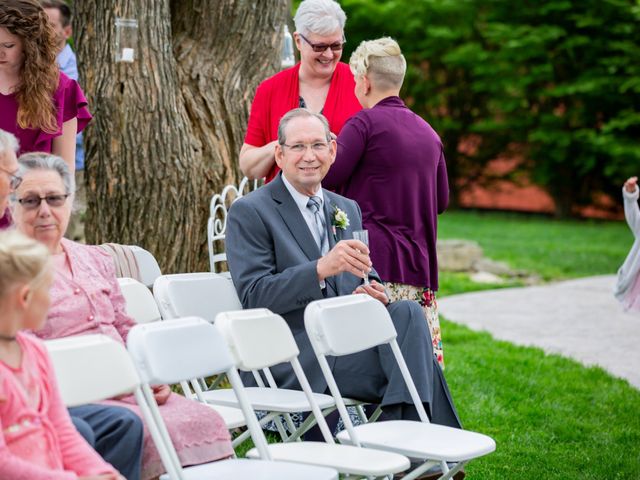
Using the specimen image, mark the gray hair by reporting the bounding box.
[13,152,75,199]
[294,0,346,36]
[0,129,19,158]
[278,108,331,145]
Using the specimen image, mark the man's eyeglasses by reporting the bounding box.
[0,166,22,190]
[299,33,345,53]
[283,142,331,154]
[18,194,70,210]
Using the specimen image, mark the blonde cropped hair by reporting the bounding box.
[0,230,50,297]
[349,37,406,91]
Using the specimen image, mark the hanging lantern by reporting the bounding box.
[281,24,295,69]
[115,18,138,63]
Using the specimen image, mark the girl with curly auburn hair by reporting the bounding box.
[0,0,58,134]
[0,0,91,228]
[0,0,91,172]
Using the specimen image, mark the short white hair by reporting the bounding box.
[0,129,19,158]
[349,37,406,91]
[294,0,346,36]
[13,152,75,198]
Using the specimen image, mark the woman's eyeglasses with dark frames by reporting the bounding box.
[298,33,346,53]
[18,194,70,210]
[0,166,22,190]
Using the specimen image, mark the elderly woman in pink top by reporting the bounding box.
[10,152,233,480]
[0,229,122,480]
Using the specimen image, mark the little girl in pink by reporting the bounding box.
[0,230,122,480]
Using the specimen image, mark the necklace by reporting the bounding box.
[0,334,17,342]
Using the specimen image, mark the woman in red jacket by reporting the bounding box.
[239,0,361,182]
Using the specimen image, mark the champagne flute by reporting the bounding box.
[352,230,370,285]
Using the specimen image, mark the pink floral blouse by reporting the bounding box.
[35,238,135,344]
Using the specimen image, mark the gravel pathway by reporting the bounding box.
[438,275,640,389]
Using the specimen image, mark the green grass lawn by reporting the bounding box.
[437,210,640,478]
[439,210,631,280]
[443,320,640,479]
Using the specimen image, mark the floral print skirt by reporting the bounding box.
[383,282,445,369]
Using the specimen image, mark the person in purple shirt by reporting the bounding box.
[0,0,91,229]
[324,37,449,367]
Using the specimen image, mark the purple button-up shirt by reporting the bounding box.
[324,96,449,289]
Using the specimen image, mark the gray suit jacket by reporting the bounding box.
[226,173,380,391]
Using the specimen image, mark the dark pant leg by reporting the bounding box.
[68,404,143,480]
[70,414,96,447]
[384,300,461,428]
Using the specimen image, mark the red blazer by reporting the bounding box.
[244,62,361,183]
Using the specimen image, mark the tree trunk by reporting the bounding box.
[75,0,287,273]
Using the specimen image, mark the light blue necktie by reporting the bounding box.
[307,196,329,255]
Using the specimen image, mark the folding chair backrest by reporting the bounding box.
[153,272,242,322]
[126,317,272,461]
[304,294,397,356]
[128,245,162,287]
[215,308,336,443]
[305,295,431,436]
[45,334,140,407]
[126,316,235,385]
[118,277,162,324]
[216,309,300,370]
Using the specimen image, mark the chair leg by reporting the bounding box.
[396,460,439,480]
[368,405,383,423]
[436,461,467,480]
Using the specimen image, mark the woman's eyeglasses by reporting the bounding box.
[299,33,345,53]
[18,194,70,210]
[0,166,22,190]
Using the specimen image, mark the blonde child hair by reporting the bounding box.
[349,37,407,91]
[0,230,50,297]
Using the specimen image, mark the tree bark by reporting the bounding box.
[75,0,287,273]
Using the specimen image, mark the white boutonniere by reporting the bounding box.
[331,206,350,236]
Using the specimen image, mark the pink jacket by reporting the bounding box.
[0,332,115,479]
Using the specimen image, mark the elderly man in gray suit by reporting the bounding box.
[226,108,461,428]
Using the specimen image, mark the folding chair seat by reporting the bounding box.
[305,295,497,480]
[46,332,337,480]
[127,318,340,479]
[216,309,411,478]
[153,272,337,443]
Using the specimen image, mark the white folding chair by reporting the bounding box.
[46,334,334,480]
[153,272,331,444]
[153,272,242,323]
[117,275,245,430]
[126,318,339,480]
[216,308,411,478]
[128,245,163,288]
[46,334,180,479]
[305,295,497,480]
[118,277,162,324]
